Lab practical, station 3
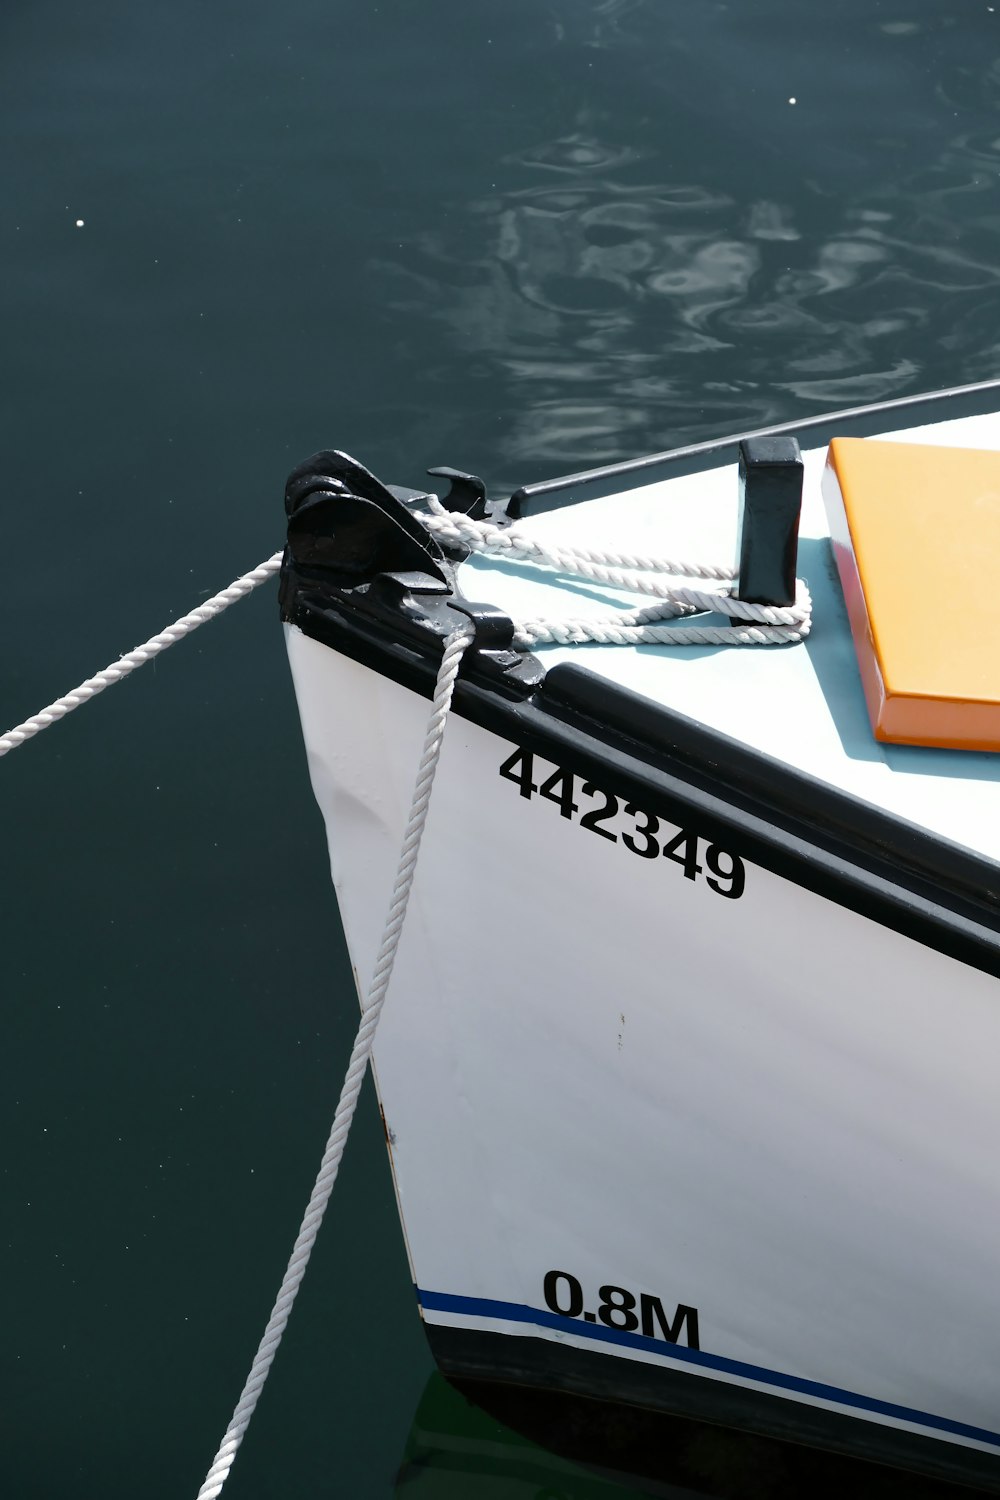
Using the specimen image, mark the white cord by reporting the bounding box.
[419,501,811,645]
[195,624,474,1500]
[0,487,808,1495]
[0,552,284,758]
[0,486,810,768]
[421,491,737,580]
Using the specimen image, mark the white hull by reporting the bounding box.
[281,392,1000,1487]
[286,627,1000,1478]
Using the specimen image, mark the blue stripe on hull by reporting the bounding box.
[417,1288,1000,1451]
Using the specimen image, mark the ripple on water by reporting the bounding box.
[510,133,644,174]
[374,103,1000,469]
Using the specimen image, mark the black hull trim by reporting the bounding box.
[424,1322,1000,1495]
[284,589,1000,977]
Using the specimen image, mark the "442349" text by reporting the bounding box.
[500,746,746,900]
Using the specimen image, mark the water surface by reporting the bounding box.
[3,2,1000,1495]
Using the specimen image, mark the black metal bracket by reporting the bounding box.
[284,449,449,587]
[446,599,518,652]
[281,449,542,701]
[426,466,489,520]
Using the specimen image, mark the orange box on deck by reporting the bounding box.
[822,437,1000,752]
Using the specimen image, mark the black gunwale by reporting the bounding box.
[282,380,1000,978]
[283,592,1000,977]
[508,375,1000,513]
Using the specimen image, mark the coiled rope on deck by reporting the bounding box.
[417,496,812,645]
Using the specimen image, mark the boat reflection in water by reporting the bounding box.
[396,1375,976,1500]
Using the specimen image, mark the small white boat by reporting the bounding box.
[281,382,1000,1492]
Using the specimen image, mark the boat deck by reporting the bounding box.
[459,411,1000,866]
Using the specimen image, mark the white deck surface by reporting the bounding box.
[459,413,1000,865]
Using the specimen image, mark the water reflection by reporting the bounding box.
[375,12,1000,478]
[396,1374,981,1500]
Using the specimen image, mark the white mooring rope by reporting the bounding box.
[0,498,809,762]
[0,492,811,1496]
[195,504,810,1494]
[418,497,812,645]
[0,552,284,758]
[195,623,474,1500]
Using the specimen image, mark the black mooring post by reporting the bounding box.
[733,436,803,606]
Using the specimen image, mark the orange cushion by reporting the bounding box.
[823,437,1000,751]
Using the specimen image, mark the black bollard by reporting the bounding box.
[733,436,803,607]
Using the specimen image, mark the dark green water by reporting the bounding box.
[3,3,1000,1495]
